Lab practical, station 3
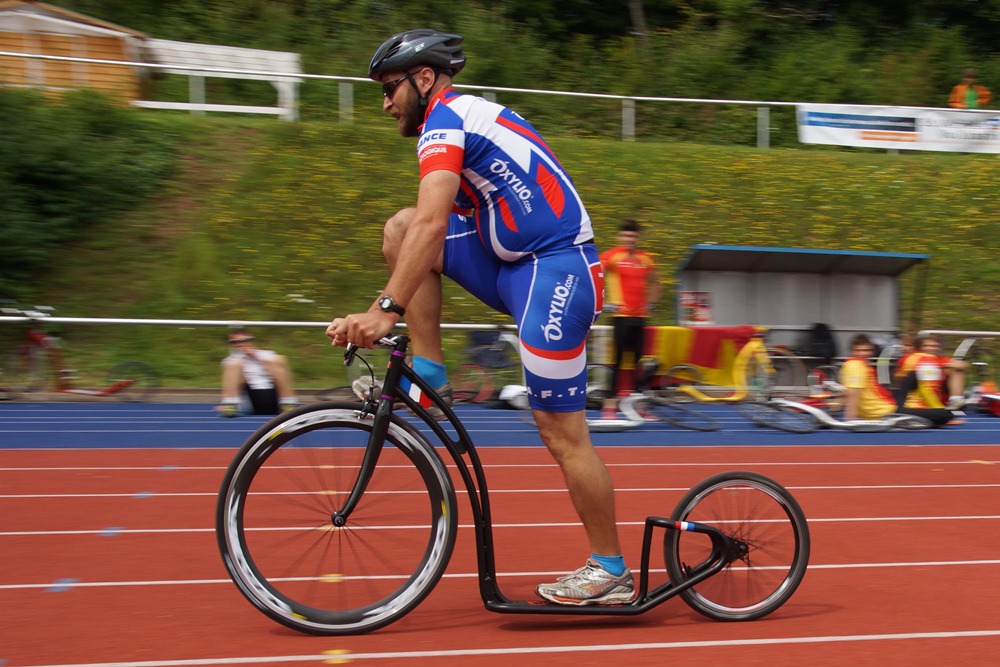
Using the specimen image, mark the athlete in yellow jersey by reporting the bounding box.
[840,334,953,427]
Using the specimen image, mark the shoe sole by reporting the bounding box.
[536,591,636,606]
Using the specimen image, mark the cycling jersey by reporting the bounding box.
[899,352,947,408]
[839,358,895,419]
[418,88,594,261]
[422,88,601,411]
[600,246,656,318]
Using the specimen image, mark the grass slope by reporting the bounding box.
[18,114,1000,388]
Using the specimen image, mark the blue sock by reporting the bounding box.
[590,553,626,576]
[401,356,448,393]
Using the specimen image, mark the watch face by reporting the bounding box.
[379,296,402,315]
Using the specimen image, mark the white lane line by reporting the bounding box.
[2,459,998,473]
[3,514,1000,538]
[4,560,1000,590]
[18,630,1000,666]
[3,482,1000,499]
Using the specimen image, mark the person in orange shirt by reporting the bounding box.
[599,219,660,419]
[840,334,952,427]
[948,68,991,109]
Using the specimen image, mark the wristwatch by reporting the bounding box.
[377,295,405,317]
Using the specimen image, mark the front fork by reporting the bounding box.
[331,340,409,526]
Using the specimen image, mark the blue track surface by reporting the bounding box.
[0,401,997,449]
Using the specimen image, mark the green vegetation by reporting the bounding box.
[47,1,1000,145]
[0,89,176,297]
[2,100,997,389]
[7,2,1000,388]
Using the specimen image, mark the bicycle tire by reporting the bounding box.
[107,361,159,402]
[452,364,495,403]
[758,403,818,434]
[643,395,721,432]
[217,403,458,635]
[734,400,769,427]
[665,470,810,621]
[656,364,703,403]
[766,347,806,393]
[884,414,933,430]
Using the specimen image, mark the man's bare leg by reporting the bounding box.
[383,208,445,364]
[532,408,622,556]
[220,358,244,402]
[264,355,297,402]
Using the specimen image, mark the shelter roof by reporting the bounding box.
[678,244,927,277]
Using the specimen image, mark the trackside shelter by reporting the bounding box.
[675,245,928,355]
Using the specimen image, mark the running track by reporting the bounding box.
[1,401,999,666]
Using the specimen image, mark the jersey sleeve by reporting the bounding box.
[418,121,466,178]
[839,359,868,390]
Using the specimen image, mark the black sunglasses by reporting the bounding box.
[382,71,414,98]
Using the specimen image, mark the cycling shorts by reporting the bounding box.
[443,214,603,412]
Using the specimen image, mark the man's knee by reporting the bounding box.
[383,208,416,263]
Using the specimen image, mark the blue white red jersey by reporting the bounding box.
[418,88,594,262]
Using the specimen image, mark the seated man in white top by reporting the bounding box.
[218,327,299,417]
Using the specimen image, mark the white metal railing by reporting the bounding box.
[1,48,789,143]
[918,330,1000,360]
[6,49,996,141]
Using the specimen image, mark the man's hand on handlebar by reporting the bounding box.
[326,310,399,349]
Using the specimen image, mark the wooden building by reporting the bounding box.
[0,0,147,99]
[0,1,302,119]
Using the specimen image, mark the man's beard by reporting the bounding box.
[398,101,422,138]
[393,92,424,138]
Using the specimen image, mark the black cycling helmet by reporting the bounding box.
[368,29,466,81]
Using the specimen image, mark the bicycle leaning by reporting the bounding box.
[216,334,811,635]
[0,305,158,402]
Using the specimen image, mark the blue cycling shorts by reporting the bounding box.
[443,214,603,412]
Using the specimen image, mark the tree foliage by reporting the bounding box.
[0,89,176,298]
[48,0,1000,118]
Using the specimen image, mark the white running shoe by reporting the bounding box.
[536,559,636,606]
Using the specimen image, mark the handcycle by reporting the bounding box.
[0,305,158,401]
[216,334,810,635]
[740,375,933,433]
[657,332,807,404]
[615,357,721,432]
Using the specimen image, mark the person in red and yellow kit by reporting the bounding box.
[841,334,952,427]
[898,334,968,410]
[599,219,660,419]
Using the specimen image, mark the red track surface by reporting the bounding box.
[3,444,1000,666]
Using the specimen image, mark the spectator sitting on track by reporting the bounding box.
[897,334,968,410]
[218,327,300,417]
[840,333,954,427]
[891,333,915,388]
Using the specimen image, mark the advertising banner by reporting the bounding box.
[678,291,714,326]
[797,103,1000,153]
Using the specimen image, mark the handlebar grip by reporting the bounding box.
[344,343,359,366]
